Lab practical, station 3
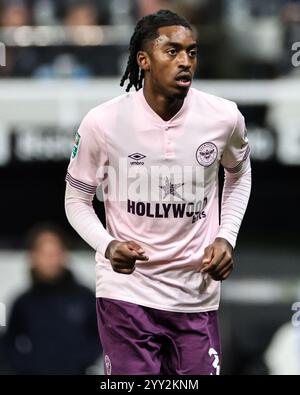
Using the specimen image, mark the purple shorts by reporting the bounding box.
[96,297,221,375]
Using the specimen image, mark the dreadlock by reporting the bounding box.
[120,9,192,92]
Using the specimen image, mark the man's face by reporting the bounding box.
[30,232,67,280]
[143,25,198,99]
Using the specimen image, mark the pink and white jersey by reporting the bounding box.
[66,88,251,312]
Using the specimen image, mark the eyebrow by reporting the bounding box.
[163,42,197,50]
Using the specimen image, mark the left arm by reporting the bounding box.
[201,107,252,281]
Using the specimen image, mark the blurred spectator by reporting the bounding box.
[32,1,117,78]
[0,1,32,27]
[63,1,97,26]
[30,0,57,25]
[0,1,35,77]
[2,223,101,375]
[135,0,177,18]
[223,0,284,78]
[57,0,111,25]
[33,1,95,77]
[32,1,99,78]
[282,0,300,23]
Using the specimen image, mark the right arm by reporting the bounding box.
[65,110,148,273]
[65,184,148,273]
[65,183,115,257]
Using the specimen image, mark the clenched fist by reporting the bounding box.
[105,240,149,275]
[200,238,234,281]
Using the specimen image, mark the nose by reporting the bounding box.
[178,51,192,69]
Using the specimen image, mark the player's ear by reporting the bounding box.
[137,51,150,72]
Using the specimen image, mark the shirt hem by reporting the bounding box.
[95,293,219,313]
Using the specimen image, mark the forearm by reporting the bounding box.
[65,183,115,257]
[216,158,252,249]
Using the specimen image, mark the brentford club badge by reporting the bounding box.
[196,142,218,167]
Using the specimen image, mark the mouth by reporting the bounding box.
[175,73,192,88]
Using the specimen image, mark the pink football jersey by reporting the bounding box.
[66,88,251,312]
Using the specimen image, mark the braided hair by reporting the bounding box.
[120,9,192,92]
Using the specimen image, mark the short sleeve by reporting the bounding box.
[66,110,108,194]
[221,107,250,173]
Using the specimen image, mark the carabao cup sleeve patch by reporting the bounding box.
[71,131,81,159]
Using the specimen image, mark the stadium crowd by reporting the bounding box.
[0,0,299,78]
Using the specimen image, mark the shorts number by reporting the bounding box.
[209,348,220,375]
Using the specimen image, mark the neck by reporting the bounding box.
[143,82,186,121]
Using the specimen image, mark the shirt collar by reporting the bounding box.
[136,87,193,126]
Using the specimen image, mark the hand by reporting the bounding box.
[200,238,234,281]
[105,240,149,275]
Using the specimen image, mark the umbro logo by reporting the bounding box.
[128,153,146,165]
[128,153,146,161]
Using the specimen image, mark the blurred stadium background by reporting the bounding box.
[0,0,300,375]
